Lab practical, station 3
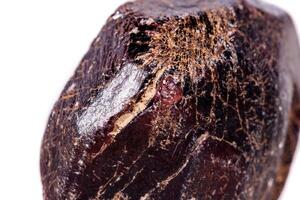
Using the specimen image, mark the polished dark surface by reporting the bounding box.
[40,0,300,199]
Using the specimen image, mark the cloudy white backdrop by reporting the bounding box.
[0,0,299,199]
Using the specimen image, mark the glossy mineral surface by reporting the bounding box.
[40,0,300,199]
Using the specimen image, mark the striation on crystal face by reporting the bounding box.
[76,63,146,136]
[40,0,300,199]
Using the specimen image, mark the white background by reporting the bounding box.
[0,0,299,199]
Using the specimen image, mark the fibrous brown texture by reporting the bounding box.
[40,0,300,199]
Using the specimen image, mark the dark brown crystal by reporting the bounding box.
[40,0,300,199]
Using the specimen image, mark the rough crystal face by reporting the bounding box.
[40,0,300,199]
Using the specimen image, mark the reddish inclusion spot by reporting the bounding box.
[155,76,183,106]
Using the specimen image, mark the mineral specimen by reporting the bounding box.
[40,0,300,199]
